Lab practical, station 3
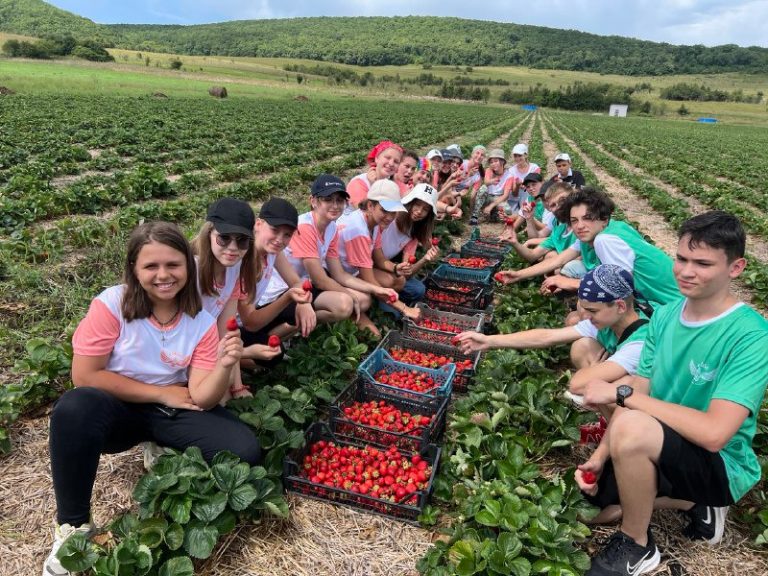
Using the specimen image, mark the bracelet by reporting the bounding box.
[393,266,401,277]
[229,386,248,393]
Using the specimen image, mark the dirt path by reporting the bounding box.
[587,141,768,264]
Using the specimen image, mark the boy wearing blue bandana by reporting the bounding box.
[454,264,648,398]
[577,212,768,576]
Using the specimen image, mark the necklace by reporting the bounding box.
[151,307,179,346]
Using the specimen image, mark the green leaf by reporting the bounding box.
[183,520,219,559]
[192,491,228,523]
[137,517,168,549]
[475,500,502,527]
[162,493,193,524]
[212,462,250,492]
[509,556,532,576]
[159,556,195,576]
[211,509,237,535]
[229,482,259,511]
[460,426,483,449]
[212,451,242,468]
[56,532,100,572]
[164,523,185,551]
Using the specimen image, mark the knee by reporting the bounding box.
[231,434,262,466]
[610,411,662,459]
[51,387,113,429]
[336,294,354,319]
[393,276,406,291]
[570,337,600,367]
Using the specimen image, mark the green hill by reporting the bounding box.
[2,0,768,75]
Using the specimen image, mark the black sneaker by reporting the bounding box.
[683,504,728,545]
[469,216,478,226]
[587,530,660,576]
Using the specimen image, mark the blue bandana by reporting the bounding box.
[579,264,634,302]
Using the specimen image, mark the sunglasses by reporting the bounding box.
[214,233,251,250]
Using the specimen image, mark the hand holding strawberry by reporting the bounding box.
[431,237,440,247]
[302,279,313,292]
[267,334,281,348]
[408,256,417,264]
[226,316,239,331]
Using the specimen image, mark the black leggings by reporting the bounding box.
[49,387,261,526]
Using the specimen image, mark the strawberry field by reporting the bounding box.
[2,89,768,576]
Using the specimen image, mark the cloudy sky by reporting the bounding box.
[48,0,768,48]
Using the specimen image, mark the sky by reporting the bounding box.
[47,0,768,48]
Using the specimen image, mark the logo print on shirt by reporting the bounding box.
[689,360,717,386]
[160,350,192,369]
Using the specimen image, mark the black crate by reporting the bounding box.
[424,277,485,309]
[284,422,441,525]
[329,377,449,450]
[441,252,501,274]
[461,239,513,259]
[377,330,482,393]
[402,303,484,347]
[448,304,495,333]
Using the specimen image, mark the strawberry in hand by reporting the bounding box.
[302,279,313,292]
[226,316,239,331]
[582,471,597,484]
[267,335,281,348]
[408,256,417,264]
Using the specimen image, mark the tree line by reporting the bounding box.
[1,33,113,62]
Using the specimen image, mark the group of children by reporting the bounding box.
[43,138,768,576]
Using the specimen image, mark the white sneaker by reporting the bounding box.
[142,441,173,470]
[42,523,93,576]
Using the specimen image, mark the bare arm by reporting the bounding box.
[454,326,582,353]
[500,246,580,283]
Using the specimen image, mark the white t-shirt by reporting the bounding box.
[570,234,636,273]
[574,319,644,375]
[381,222,418,261]
[196,257,242,319]
[253,253,278,305]
[336,210,383,276]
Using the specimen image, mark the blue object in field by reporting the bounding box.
[522,104,537,111]
[697,118,718,123]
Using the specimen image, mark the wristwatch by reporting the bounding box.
[616,385,634,408]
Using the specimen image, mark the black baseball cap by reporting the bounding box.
[311,174,349,198]
[523,173,543,185]
[259,197,298,229]
[206,197,255,237]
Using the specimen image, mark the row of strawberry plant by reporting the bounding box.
[418,254,596,575]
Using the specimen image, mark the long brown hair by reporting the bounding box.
[396,200,435,247]
[192,221,257,299]
[122,222,201,321]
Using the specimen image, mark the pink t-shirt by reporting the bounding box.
[346,173,371,210]
[336,209,382,275]
[285,211,340,276]
[72,285,218,386]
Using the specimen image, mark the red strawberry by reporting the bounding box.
[388,293,398,304]
[431,238,439,246]
[547,284,558,292]
[494,272,504,283]
[226,317,239,331]
[582,471,596,484]
[408,256,417,264]
[505,218,515,226]
[302,279,313,292]
[451,335,460,345]
[267,335,281,348]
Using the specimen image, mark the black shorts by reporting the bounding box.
[587,420,734,509]
[241,287,323,348]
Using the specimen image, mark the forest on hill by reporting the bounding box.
[2,0,768,75]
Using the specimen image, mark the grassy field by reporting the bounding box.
[1,31,766,123]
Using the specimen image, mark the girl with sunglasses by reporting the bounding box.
[193,198,281,398]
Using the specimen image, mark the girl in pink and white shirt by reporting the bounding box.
[44,222,259,576]
[346,140,403,212]
[330,179,417,335]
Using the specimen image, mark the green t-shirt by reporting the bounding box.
[579,220,680,309]
[540,221,575,254]
[534,202,545,221]
[637,299,768,502]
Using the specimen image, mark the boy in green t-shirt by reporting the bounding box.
[455,264,648,398]
[497,187,680,307]
[577,211,768,576]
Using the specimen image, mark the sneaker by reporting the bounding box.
[469,217,478,226]
[683,504,728,545]
[42,523,93,576]
[586,530,660,576]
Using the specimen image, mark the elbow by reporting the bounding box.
[701,432,730,453]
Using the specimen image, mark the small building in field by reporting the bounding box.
[609,104,628,117]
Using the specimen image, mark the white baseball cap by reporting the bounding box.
[511,143,528,155]
[401,183,438,214]
[554,153,571,162]
[426,148,443,160]
[367,180,407,213]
